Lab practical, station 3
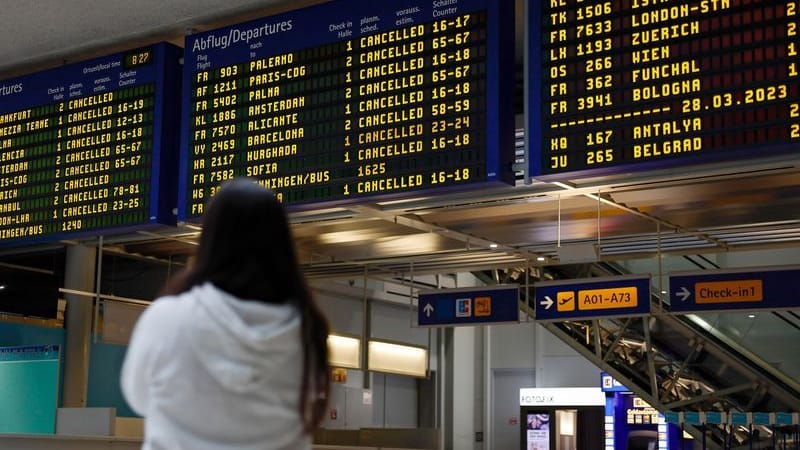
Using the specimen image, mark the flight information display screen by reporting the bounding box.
[531,1,800,178]
[179,0,514,219]
[0,43,181,245]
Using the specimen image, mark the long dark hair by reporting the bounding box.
[164,178,330,432]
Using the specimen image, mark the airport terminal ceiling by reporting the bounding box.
[0,0,798,280]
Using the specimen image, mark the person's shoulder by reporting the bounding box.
[137,289,199,327]
[150,291,192,311]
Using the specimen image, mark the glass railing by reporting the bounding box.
[619,253,800,395]
[685,311,800,393]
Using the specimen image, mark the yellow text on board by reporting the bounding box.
[577,287,638,310]
[695,280,763,304]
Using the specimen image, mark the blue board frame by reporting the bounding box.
[0,43,181,246]
[417,284,519,327]
[179,0,515,219]
[668,266,800,314]
[535,275,651,321]
[528,2,800,180]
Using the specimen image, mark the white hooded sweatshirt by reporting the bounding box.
[121,282,310,450]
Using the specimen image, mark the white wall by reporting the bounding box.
[489,321,537,369]
[315,288,364,336]
[314,280,437,430]
[371,301,430,347]
[535,324,601,387]
[322,383,372,430]
[372,373,418,428]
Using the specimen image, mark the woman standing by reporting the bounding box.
[121,178,329,450]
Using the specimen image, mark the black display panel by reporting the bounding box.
[179,0,515,218]
[0,44,181,246]
[0,265,59,319]
[531,1,800,178]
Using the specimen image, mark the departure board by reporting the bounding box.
[179,0,514,218]
[0,43,181,245]
[531,1,800,178]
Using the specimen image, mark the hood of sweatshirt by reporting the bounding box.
[184,282,302,394]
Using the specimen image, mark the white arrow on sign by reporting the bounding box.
[423,302,434,317]
[676,287,691,302]
[539,296,554,310]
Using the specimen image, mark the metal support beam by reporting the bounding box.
[663,383,756,410]
[642,318,659,402]
[602,318,632,362]
[362,265,370,389]
[663,342,704,400]
[745,384,767,411]
[593,320,602,359]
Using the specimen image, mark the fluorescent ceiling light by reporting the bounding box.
[368,340,427,377]
[327,334,361,369]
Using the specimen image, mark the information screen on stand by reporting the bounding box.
[0,44,181,245]
[532,1,800,178]
[525,413,551,450]
[179,0,514,219]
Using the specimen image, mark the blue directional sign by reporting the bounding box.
[664,411,680,424]
[535,276,651,321]
[684,411,701,426]
[775,412,798,426]
[669,266,800,313]
[731,412,749,426]
[706,411,724,425]
[600,372,629,393]
[417,285,519,327]
[753,413,772,426]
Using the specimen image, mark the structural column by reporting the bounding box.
[62,244,97,407]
